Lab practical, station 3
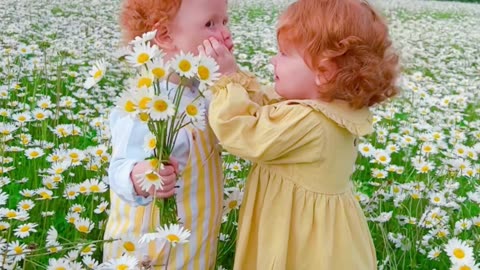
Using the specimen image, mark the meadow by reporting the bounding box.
[0,0,479,269]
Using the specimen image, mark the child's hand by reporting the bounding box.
[198,37,238,76]
[130,158,178,199]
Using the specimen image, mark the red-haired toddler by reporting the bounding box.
[202,0,400,268]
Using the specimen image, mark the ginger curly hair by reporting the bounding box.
[277,0,400,109]
[119,0,182,44]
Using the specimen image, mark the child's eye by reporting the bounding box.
[205,21,214,28]
[223,19,228,25]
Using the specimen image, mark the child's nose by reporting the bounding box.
[219,26,233,48]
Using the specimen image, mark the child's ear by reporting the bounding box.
[315,59,337,86]
[153,27,176,51]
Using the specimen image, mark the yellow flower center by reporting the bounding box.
[117,265,128,270]
[35,113,45,119]
[6,211,17,218]
[123,241,135,252]
[90,185,100,193]
[137,53,150,64]
[179,60,191,72]
[146,172,160,182]
[421,166,430,173]
[78,225,89,233]
[14,246,23,254]
[139,112,149,122]
[153,100,168,112]
[82,246,91,253]
[152,67,166,79]
[94,70,103,80]
[198,65,210,80]
[148,138,156,149]
[138,97,152,110]
[186,104,198,116]
[228,201,238,209]
[137,77,152,88]
[18,116,26,122]
[453,248,465,259]
[460,266,471,270]
[166,234,180,243]
[433,197,440,202]
[424,146,432,152]
[379,156,387,162]
[30,151,39,157]
[124,100,136,113]
[20,226,30,232]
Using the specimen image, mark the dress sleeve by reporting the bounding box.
[217,71,283,106]
[208,75,323,164]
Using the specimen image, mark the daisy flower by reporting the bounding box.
[196,54,220,90]
[37,96,53,109]
[47,226,58,244]
[86,178,108,193]
[119,235,142,255]
[149,95,175,121]
[13,222,38,238]
[84,59,107,89]
[184,100,206,125]
[223,188,243,215]
[7,240,30,262]
[170,51,196,78]
[17,199,35,211]
[450,262,480,270]
[100,255,138,270]
[79,243,96,256]
[36,188,54,200]
[444,238,474,264]
[139,223,191,247]
[47,258,71,270]
[129,29,158,45]
[117,90,138,116]
[83,255,99,269]
[25,147,45,159]
[75,217,94,234]
[136,170,164,192]
[32,108,51,121]
[143,133,157,155]
[147,58,169,81]
[358,142,374,157]
[66,212,80,224]
[94,201,109,214]
[133,68,154,89]
[11,112,32,124]
[126,41,161,67]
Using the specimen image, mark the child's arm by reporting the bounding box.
[107,109,189,205]
[221,71,283,106]
[209,74,323,164]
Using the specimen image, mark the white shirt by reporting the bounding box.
[107,83,204,206]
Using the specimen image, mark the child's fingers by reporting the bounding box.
[155,188,176,199]
[197,45,206,56]
[168,157,179,174]
[209,37,227,55]
[203,39,217,57]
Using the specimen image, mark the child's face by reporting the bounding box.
[271,47,319,100]
[167,0,233,56]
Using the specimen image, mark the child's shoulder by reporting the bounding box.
[279,99,374,136]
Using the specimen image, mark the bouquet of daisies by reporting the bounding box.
[116,30,220,226]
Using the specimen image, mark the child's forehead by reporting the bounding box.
[178,0,228,15]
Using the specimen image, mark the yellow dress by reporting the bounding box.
[209,72,377,270]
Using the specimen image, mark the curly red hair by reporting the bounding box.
[119,0,182,44]
[278,0,400,109]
